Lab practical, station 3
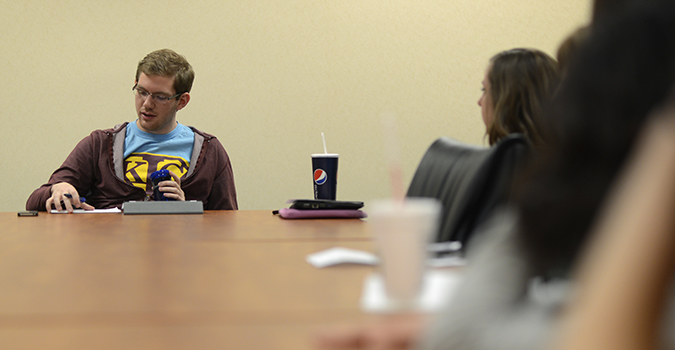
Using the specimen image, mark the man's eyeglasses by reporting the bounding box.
[132,84,183,104]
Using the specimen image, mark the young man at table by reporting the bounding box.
[26,49,238,212]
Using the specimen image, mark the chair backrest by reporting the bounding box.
[406,134,531,248]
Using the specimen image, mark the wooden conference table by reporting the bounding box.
[0,210,379,349]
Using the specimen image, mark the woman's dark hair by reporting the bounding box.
[556,26,591,77]
[591,0,662,24]
[592,0,630,23]
[514,0,675,275]
[486,49,560,148]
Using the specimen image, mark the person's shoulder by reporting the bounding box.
[186,125,219,141]
[88,123,128,136]
[187,126,232,163]
[79,123,128,144]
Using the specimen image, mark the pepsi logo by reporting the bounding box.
[314,169,328,185]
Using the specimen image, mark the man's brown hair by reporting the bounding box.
[136,49,194,94]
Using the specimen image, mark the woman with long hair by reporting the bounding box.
[479,48,559,148]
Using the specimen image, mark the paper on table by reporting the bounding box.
[306,247,380,268]
[360,270,464,313]
[50,208,122,214]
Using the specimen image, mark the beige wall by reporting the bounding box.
[0,1,591,212]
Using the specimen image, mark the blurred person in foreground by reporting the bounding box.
[556,26,590,78]
[549,96,675,350]
[26,49,238,212]
[314,0,675,349]
[425,2,675,350]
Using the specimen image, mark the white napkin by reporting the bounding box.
[306,247,380,268]
[306,247,466,268]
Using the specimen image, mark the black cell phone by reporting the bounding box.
[17,211,38,217]
[289,199,364,210]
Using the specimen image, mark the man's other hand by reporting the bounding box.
[46,182,95,213]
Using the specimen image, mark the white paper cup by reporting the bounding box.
[369,198,441,309]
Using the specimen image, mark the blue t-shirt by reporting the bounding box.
[123,121,195,194]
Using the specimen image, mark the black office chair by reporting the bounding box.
[407,134,531,250]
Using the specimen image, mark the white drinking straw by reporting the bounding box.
[321,132,328,154]
[381,114,405,202]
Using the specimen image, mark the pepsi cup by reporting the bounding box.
[149,169,173,201]
[312,153,339,200]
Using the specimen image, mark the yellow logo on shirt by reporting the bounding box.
[124,153,189,193]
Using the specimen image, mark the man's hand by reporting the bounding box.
[157,170,185,201]
[46,182,95,213]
